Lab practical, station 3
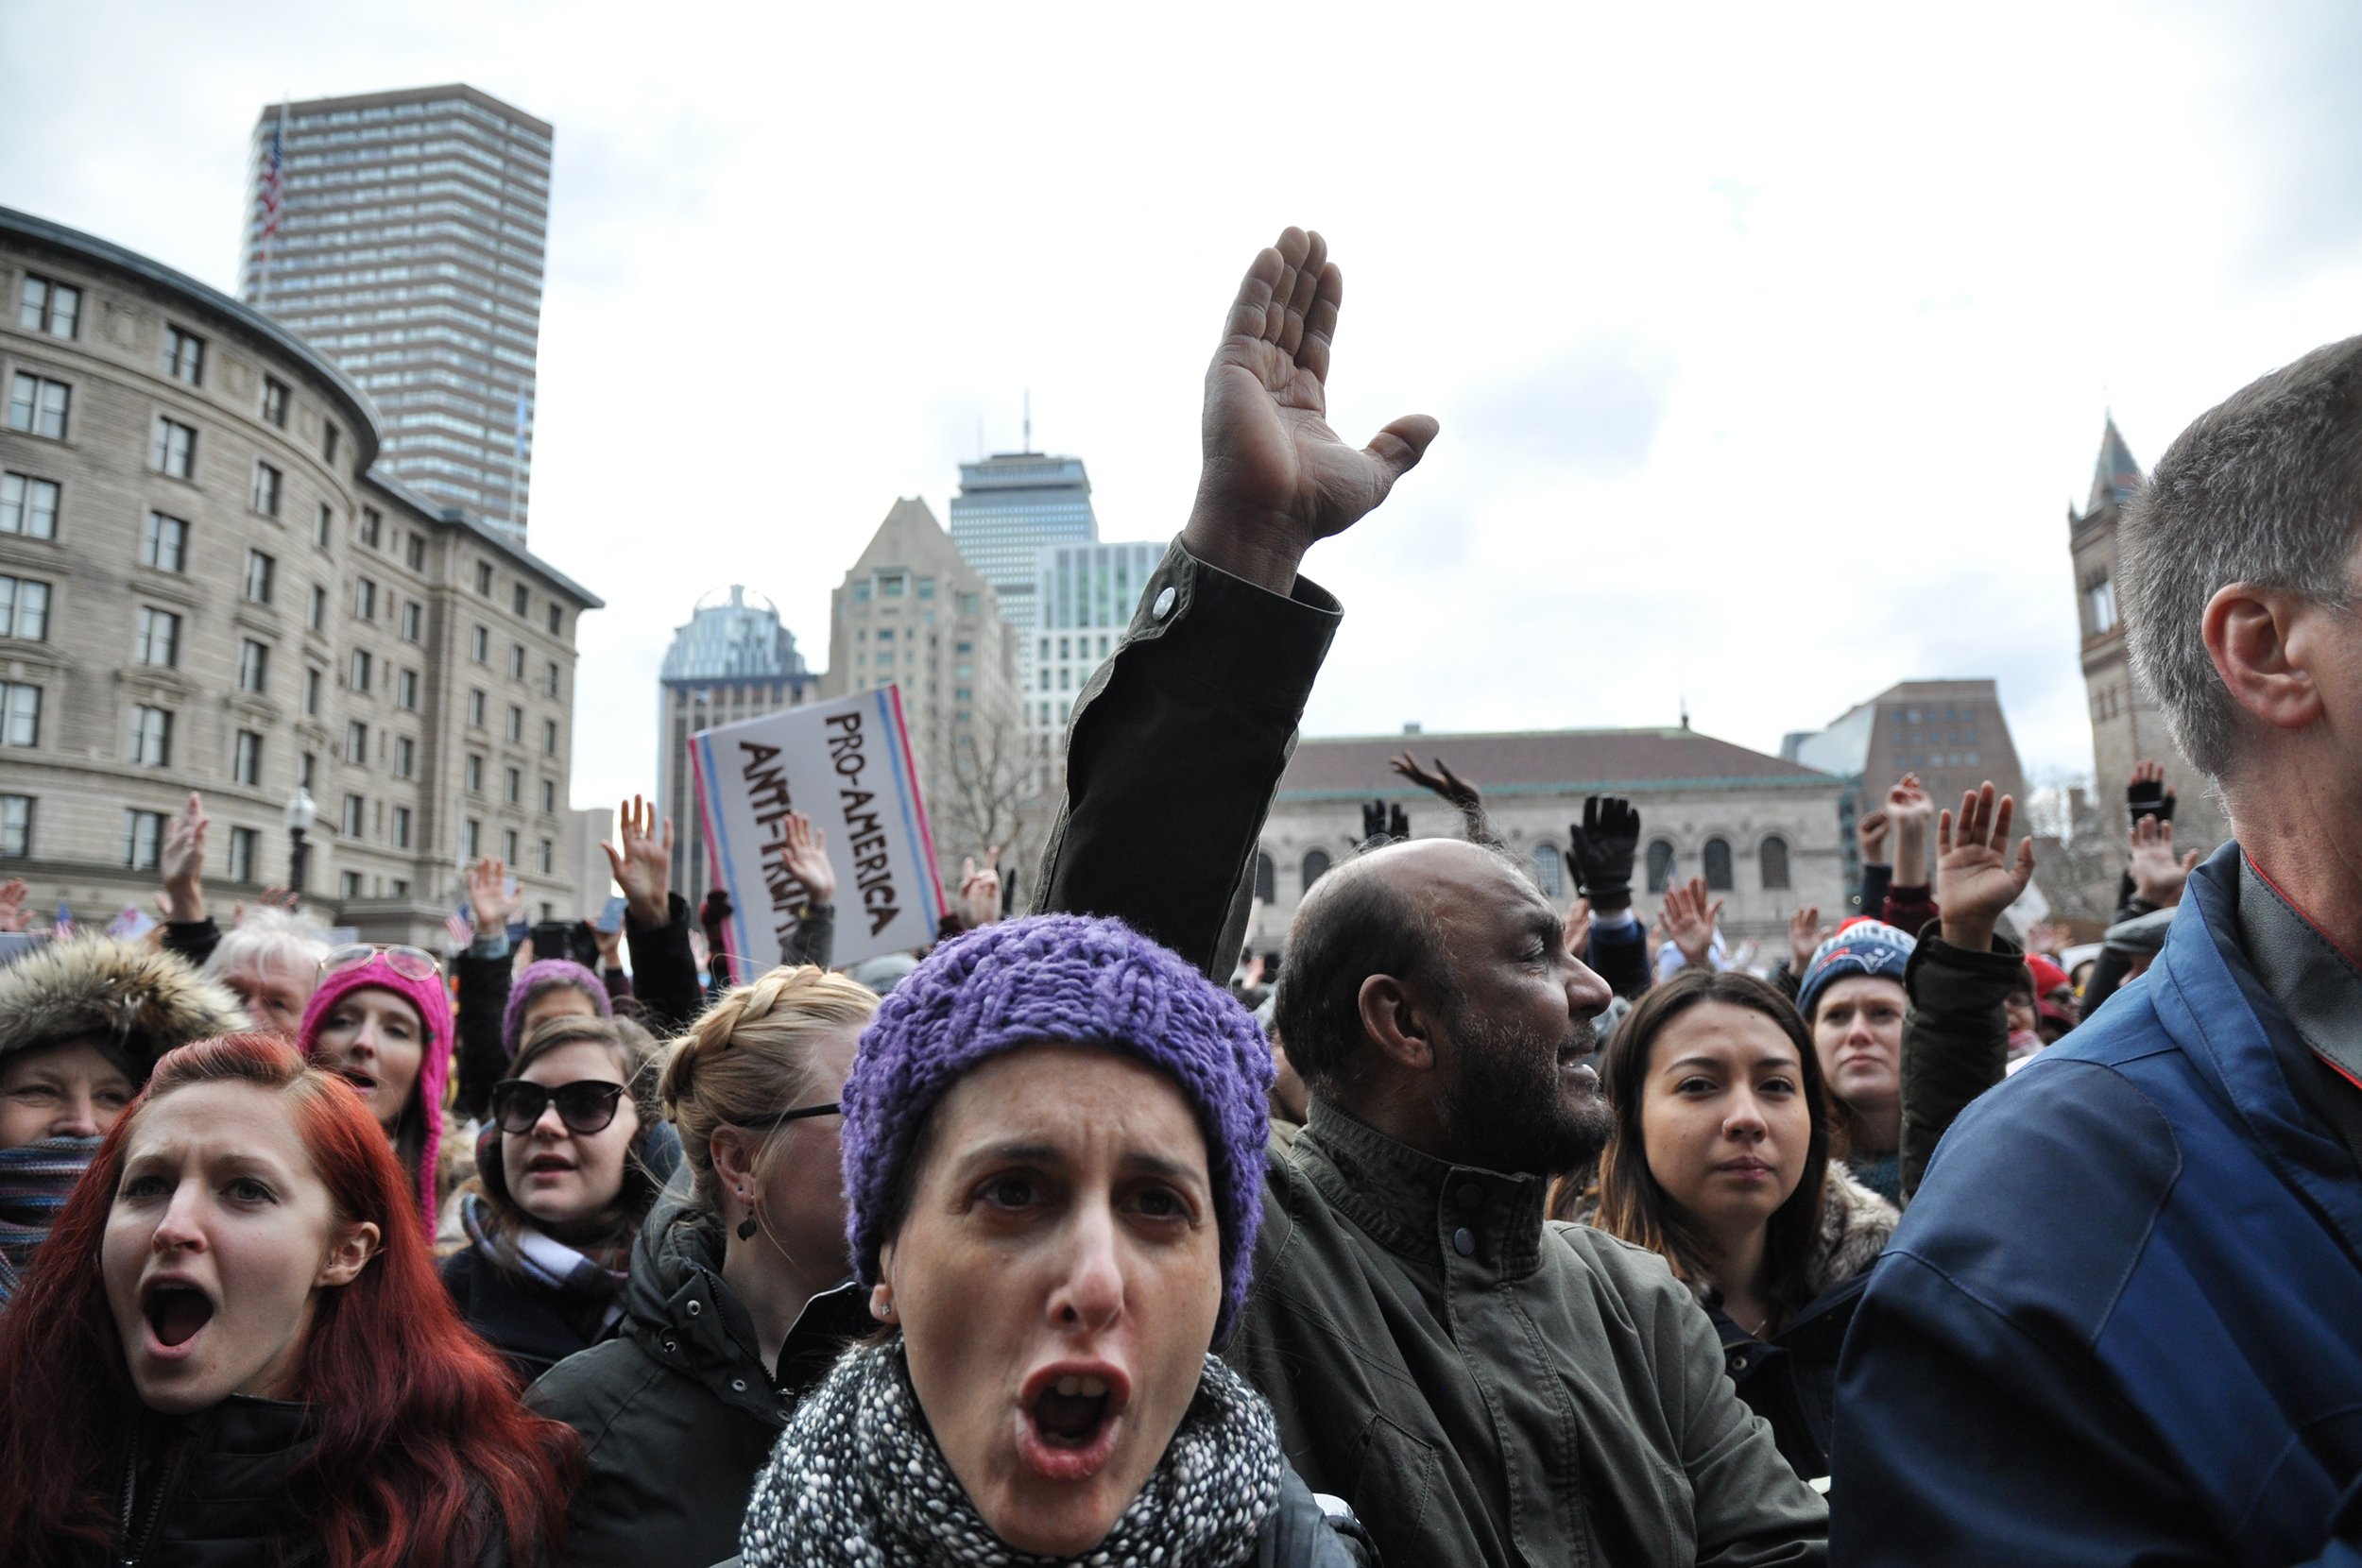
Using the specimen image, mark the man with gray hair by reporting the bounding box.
[1833,340,2362,1565]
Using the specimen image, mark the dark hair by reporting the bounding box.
[1590,970,1832,1331]
[477,1014,663,1259]
[1270,841,1462,1098]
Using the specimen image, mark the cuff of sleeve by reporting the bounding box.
[469,931,510,960]
[1592,908,1638,930]
[1114,538,1341,719]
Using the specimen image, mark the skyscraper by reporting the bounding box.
[238,85,552,545]
[657,586,820,896]
[947,452,1097,637]
[1024,538,1166,780]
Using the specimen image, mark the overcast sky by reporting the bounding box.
[7,0,2358,820]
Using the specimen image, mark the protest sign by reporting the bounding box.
[691,685,946,978]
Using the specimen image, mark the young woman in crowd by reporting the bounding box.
[737,914,1370,1567]
[0,938,247,1305]
[1792,920,1917,1203]
[1587,969,1896,1483]
[0,1032,576,1566]
[526,963,876,1568]
[298,944,454,1233]
[440,1014,663,1383]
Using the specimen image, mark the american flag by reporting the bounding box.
[444,905,473,946]
[260,113,285,242]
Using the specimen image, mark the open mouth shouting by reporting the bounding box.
[1016,1362,1133,1483]
[139,1275,218,1360]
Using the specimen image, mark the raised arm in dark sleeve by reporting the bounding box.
[624,894,705,1033]
[453,939,514,1120]
[782,902,835,972]
[1034,538,1338,980]
[162,919,221,971]
[1897,921,2018,1201]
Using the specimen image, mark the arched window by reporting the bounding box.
[1703,837,1734,892]
[1532,844,1563,898]
[1646,839,1676,894]
[1254,851,1275,904]
[1758,835,1790,891]
[1302,849,1331,893]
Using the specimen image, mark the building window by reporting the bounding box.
[314,505,333,550]
[1759,835,1791,892]
[251,462,282,518]
[309,584,327,632]
[124,809,166,870]
[468,689,486,728]
[163,326,205,386]
[396,668,418,709]
[135,606,180,668]
[475,561,494,596]
[463,818,482,860]
[405,535,424,571]
[543,660,558,697]
[539,778,556,815]
[339,870,362,900]
[505,705,522,742]
[244,549,275,604]
[916,577,936,600]
[239,639,269,693]
[502,828,520,864]
[354,578,376,620]
[349,649,371,693]
[401,601,421,642]
[141,512,187,572]
[507,643,524,680]
[0,795,30,857]
[853,581,871,604]
[2087,576,2118,637]
[881,573,906,598]
[1646,839,1676,894]
[345,721,368,763]
[323,423,339,465]
[150,417,194,476]
[1703,837,1735,893]
[511,583,528,617]
[542,718,557,756]
[9,375,70,440]
[471,624,488,662]
[262,377,289,428]
[342,793,365,837]
[303,667,321,717]
[1532,844,1564,898]
[129,705,172,767]
[504,765,521,805]
[538,838,553,875]
[17,274,80,338]
[1301,848,1332,893]
[359,508,382,549]
[300,751,315,791]
[546,604,561,636]
[227,827,259,883]
[393,735,415,778]
[0,577,49,641]
[1254,852,1275,904]
[391,806,412,849]
[0,684,39,747]
[465,753,484,793]
[0,473,60,538]
[233,730,262,786]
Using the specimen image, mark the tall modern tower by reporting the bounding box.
[658,587,820,897]
[239,85,552,545]
[947,452,1097,637]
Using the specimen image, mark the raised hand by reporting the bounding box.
[957,846,1002,930]
[1936,783,2036,953]
[2128,759,2176,828]
[1181,228,1439,595]
[1565,795,1642,914]
[1390,753,1481,811]
[256,886,300,919]
[466,856,519,936]
[1857,808,1891,868]
[1661,876,1724,969]
[1563,896,1595,961]
[1887,775,1936,885]
[1789,906,1826,977]
[0,878,28,934]
[779,810,836,908]
[602,795,674,929]
[160,792,208,923]
[2130,813,2201,909]
[590,918,624,969]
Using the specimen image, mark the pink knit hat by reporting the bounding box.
[297,955,455,1230]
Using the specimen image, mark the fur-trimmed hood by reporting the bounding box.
[1805,1160,1901,1298]
[0,937,248,1077]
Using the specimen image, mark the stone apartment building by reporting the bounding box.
[0,205,599,943]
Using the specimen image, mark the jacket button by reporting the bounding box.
[1452,1227,1476,1257]
[686,1299,701,1317]
[731,1379,747,1392]
[1727,1351,1748,1373]
[1152,586,1176,620]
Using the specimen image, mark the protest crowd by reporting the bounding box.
[5,225,2362,1567]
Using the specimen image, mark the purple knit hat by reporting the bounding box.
[297,957,455,1232]
[842,912,1274,1346]
[502,959,611,1057]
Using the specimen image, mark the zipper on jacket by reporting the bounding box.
[116,1430,187,1568]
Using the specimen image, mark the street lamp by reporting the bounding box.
[283,786,317,895]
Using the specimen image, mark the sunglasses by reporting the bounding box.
[490,1078,629,1135]
[320,943,442,982]
[729,1101,841,1132]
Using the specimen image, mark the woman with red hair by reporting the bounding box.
[0,1032,577,1567]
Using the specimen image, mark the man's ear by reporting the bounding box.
[317,1220,381,1289]
[1358,973,1440,1074]
[2204,583,2327,735]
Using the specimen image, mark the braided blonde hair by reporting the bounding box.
[659,964,878,1211]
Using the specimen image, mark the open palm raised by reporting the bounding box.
[1184,228,1438,593]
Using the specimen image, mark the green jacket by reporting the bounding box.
[1228,1101,1827,1568]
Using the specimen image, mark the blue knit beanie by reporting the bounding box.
[1795,919,1917,1022]
[841,912,1274,1346]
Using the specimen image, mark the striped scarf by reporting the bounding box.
[0,1134,100,1307]
[459,1191,632,1335]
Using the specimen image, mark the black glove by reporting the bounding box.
[1361,798,1387,841]
[698,886,732,931]
[2128,774,2175,827]
[1387,803,1409,840]
[1565,796,1641,914]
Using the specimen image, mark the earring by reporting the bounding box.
[870,1283,897,1323]
[736,1188,757,1242]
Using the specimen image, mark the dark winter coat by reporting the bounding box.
[1834,846,2362,1565]
[525,1200,869,1568]
[439,1240,618,1387]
